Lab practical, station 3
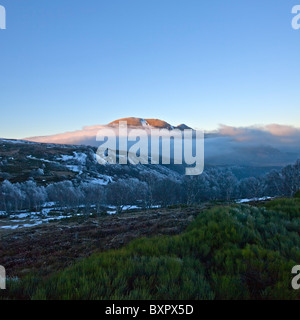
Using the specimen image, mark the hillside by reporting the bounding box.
[0,138,182,185]
[0,205,201,278]
[1,198,300,300]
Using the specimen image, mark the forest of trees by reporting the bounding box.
[0,160,299,214]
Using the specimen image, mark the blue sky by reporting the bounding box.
[0,0,300,138]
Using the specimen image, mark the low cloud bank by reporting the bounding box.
[25,123,300,167]
[205,124,300,166]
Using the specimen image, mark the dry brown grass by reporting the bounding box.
[0,206,203,278]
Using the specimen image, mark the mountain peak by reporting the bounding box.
[25,117,193,146]
[176,124,192,130]
[108,117,173,129]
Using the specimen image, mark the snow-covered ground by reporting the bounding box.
[0,203,159,230]
[106,205,141,214]
[27,155,55,163]
[56,152,87,164]
[106,205,161,214]
[89,174,113,185]
[0,207,93,230]
[236,196,274,204]
[0,139,35,144]
[66,165,82,174]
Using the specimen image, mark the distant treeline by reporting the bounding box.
[0,160,299,214]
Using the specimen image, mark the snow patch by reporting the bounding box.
[66,165,82,174]
[236,196,273,204]
[56,152,87,164]
[27,155,54,163]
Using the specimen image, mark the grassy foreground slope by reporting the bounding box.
[3,199,300,300]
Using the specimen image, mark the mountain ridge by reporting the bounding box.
[23,117,192,146]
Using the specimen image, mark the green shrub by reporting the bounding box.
[294,190,300,199]
[2,200,300,300]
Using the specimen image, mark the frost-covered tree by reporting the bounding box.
[238,177,265,199]
[79,182,106,213]
[46,181,83,209]
[0,180,25,213]
[145,178,179,207]
[281,161,300,197]
[106,178,148,213]
[20,181,47,211]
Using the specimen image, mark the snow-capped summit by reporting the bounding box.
[25,117,192,146]
[108,117,176,130]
